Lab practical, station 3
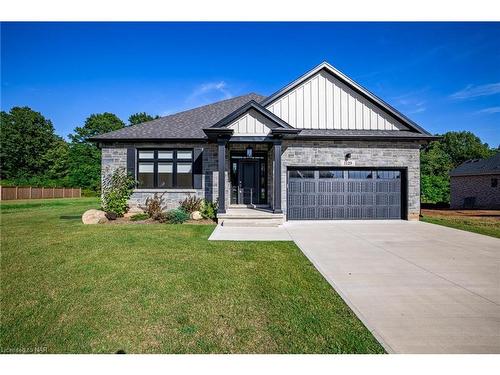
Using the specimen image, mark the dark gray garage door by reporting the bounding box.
[287,169,402,220]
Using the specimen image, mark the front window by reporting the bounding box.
[137,149,193,189]
[492,178,498,188]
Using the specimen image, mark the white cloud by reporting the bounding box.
[475,106,500,115]
[450,83,500,100]
[186,81,233,105]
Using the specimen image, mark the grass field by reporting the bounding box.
[0,198,384,354]
[421,209,500,239]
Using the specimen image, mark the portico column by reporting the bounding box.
[217,138,227,214]
[273,139,283,214]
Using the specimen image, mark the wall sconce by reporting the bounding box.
[345,153,352,160]
[246,146,253,158]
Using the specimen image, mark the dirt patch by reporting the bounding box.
[421,209,500,222]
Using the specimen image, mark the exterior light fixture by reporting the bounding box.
[345,153,352,160]
[246,146,253,158]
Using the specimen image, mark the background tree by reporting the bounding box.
[128,112,159,126]
[420,131,496,204]
[68,113,125,192]
[0,107,62,181]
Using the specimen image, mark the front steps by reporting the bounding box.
[217,207,284,227]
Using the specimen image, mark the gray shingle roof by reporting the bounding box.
[90,93,265,141]
[296,129,438,139]
[450,153,500,177]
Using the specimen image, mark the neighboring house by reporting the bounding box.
[450,153,500,209]
[91,62,437,224]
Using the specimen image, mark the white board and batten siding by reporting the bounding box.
[266,70,409,131]
[227,109,273,136]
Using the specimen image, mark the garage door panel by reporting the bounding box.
[288,168,402,220]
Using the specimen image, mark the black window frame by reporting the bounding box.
[136,149,194,189]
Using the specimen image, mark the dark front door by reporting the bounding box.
[238,160,259,204]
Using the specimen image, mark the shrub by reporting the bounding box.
[140,193,167,220]
[101,168,135,216]
[130,213,150,221]
[179,195,203,213]
[166,208,189,224]
[201,199,218,220]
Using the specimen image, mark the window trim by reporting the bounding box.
[136,149,194,189]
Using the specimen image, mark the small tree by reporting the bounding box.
[101,167,135,216]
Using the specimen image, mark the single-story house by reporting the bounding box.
[450,153,500,209]
[91,62,437,224]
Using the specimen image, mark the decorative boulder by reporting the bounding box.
[191,211,203,220]
[82,209,108,224]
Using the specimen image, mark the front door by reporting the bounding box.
[238,160,259,204]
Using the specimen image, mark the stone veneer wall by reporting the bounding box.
[280,140,422,220]
[450,174,500,209]
[101,142,217,210]
[102,140,422,219]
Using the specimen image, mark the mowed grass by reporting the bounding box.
[421,215,500,239]
[0,198,384,354]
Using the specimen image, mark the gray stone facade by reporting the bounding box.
[450,174,500,209]
[101,142,217,211]
[280,140,421,220]
[101,139,421,219]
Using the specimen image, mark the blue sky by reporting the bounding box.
[1,22,499,146]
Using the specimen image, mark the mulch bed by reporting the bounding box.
[104,217,216,225]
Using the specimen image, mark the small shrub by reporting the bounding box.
[179,195,203,213]
[201,199,218,220]
[101,168,135,216]
[166,208,189,224]
[130,213,149,221]
[140,193,166,220]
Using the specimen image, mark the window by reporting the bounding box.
[289,170,315,179]
[137,149,193,189]
[376,170,400,179]
[319,170,344,179]
[348,170,373,179]
[492,178,498,188]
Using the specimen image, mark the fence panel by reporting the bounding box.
[0,186,83,201]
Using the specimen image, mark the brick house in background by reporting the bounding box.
[450,153,500,209]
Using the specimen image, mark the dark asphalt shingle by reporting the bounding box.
[450,153,500,176]
[91,93,265,141]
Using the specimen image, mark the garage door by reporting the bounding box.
[287,169,403,220]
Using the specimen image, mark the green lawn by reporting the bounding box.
[0,198,384,354]
[421,215,500,239]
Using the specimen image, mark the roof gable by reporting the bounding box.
[261,62,431,135]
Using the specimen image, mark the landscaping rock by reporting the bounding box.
[191,211,203,220]
[82,209,108,224]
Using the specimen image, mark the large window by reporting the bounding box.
[137,149,193,189]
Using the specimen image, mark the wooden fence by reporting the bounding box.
[0,186,82,201]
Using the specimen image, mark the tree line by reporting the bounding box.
[0,106,498,202]
[0,107,158,195]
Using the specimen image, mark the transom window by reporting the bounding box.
[137,149,193,189]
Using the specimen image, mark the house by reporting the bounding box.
[450,153,500,209]
[91,62,437,224]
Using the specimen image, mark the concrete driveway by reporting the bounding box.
[284,220,500,354]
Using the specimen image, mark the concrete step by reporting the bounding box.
[220,218,284,227]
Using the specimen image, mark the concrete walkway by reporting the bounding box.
[209,224,292,241]
[284,221,500,353]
